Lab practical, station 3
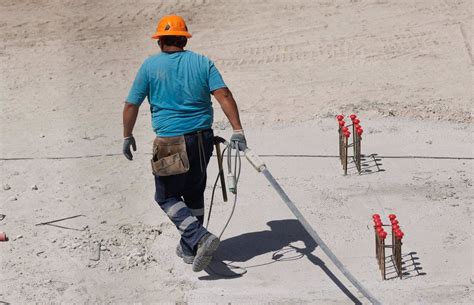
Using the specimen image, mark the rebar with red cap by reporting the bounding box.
[343,131,350,175]
[392,216,404,278]
[378,227,387,279]
[350,116,362,172]
[337,116,345,164]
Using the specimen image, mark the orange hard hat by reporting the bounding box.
[152,15,192,39]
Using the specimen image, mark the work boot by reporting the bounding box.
[192,233,220,272]
[176,243,194,264]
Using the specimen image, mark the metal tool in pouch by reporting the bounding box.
[151,135,190,176]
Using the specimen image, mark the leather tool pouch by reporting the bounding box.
[151,135,190,176]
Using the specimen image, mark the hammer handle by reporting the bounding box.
[215,143,228,202]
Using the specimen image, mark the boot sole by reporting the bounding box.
[192,236,220,272]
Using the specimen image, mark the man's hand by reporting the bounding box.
[122,102,139,160]
[123,136,137,160]
[230,130,247,151]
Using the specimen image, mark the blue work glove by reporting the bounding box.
[230,130,247,151]
[123,136,137,160]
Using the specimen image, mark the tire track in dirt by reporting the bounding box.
[214,25,462,68]
[458,22,473,65]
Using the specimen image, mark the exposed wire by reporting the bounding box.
[206,140,247,277]
[206,146,228,228]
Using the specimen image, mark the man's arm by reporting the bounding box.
[122,102,140,160]
[212,87,243,130]
[123,102,140,137]
[213,87,247,150]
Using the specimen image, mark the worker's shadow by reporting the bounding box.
[200,219,362,305]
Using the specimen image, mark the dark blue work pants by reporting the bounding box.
[154,129,214,256]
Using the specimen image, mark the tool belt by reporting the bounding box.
[151,135,190,176]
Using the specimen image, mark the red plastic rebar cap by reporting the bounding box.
[379,232,387,239]
[342,127,349,133]
[353,119,360,124]
[350,114,357,120]
[396,231,404,239]
[388,214,397,220]
[339,121,345,127]
[354,124,361,129]
[336,115,344,121]
[391,219,399,225]
[344,132,351,138]
[372,214,381,219]
[357,128,364,135]
[376,226,384,233]
[392,224,400,231]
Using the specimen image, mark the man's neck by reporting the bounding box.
[162,45,184,52]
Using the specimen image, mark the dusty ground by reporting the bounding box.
[0,0,472,304]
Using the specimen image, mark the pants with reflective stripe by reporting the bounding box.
[154,129,214,255]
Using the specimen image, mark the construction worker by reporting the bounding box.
[122,15,246,272]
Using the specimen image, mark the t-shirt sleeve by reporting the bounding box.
[126,61,149,105]
[208,60,227,92]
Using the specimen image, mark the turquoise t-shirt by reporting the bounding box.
[126,50,227,137]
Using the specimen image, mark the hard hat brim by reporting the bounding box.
[152,31,192,39]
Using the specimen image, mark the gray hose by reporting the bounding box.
[261,168,381,305]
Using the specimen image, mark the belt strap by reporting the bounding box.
[185,128,212,136]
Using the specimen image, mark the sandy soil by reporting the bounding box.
[0,0,472,304]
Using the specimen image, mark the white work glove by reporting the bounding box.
[230,129,247,151]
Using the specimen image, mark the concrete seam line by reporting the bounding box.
[1,154,473,161]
